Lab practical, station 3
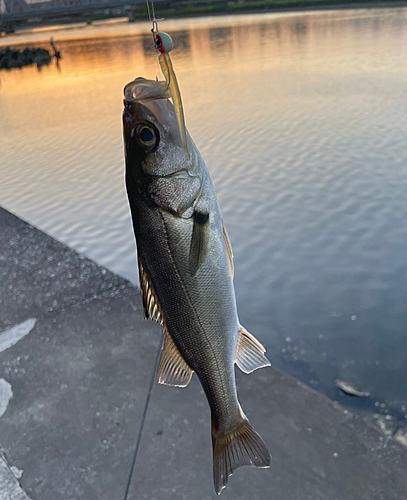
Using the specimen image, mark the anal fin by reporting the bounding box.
[157,329,194,388]
[236,325,271,374]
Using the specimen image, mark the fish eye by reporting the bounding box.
[133,124,159,151]
[140,127,153,143]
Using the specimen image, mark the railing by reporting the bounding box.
[1,0,149,21]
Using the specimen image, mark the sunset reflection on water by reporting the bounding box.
[1,8,406,418]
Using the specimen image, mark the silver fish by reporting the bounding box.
[123,78,271,494]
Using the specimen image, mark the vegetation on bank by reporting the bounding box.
[1,0,401,33]
[130,0,402,20]
[0,47,52,69]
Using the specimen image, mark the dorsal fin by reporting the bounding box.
[138,258,163,324]
[235,325,271,374]
[189,211,210,276]
[138,257,193,388]
[157,329,194,388]
[222,222,234,278]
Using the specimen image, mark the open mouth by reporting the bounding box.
[124,77,170,104]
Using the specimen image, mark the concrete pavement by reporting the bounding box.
[0,206,406,500]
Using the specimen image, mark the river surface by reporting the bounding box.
[1,8,406,427]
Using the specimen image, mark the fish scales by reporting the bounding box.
[123,78,271,494]
[129,188,240,425]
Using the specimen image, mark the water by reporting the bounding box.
[1,9,406,426]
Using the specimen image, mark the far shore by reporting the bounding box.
[130,0,407,21]
[1,0,406,43]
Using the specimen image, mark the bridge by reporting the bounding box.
[0,0,163,33]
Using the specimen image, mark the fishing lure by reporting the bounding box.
[154,30,190,160]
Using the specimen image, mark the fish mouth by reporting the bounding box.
[124,77,179,132]
[124,77,189,161]
[124,77,170,103]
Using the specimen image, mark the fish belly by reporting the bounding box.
[134,199,241,429]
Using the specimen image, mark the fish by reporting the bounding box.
[123,77,271,494]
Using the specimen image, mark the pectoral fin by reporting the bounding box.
[236,325,271,374]
[157,329,194,387]
[222,222,234,278]
[138,258,163,325]
[189,211,210,275]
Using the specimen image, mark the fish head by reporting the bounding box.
[123,78,203,217]
[123,78,191,179]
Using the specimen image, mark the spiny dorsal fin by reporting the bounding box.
[138,258,163,325]
[189,211,210,276]
[235,325,271,374]
[157,329,194,388]
[138,258,193,387]
[222,222,234,278]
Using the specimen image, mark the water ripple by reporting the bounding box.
[1,8,406,417]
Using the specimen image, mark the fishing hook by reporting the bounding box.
[151,19,159,47]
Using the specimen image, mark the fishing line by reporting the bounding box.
[145,0,157,24]
[145,0,157,29]
[146,0,165,48]
[145,0,163,83]
[145,0,152,23]
[123,343,162,500]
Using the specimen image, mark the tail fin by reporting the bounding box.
[211,415,271,495]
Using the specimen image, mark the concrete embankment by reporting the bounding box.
[0,206,406,500]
